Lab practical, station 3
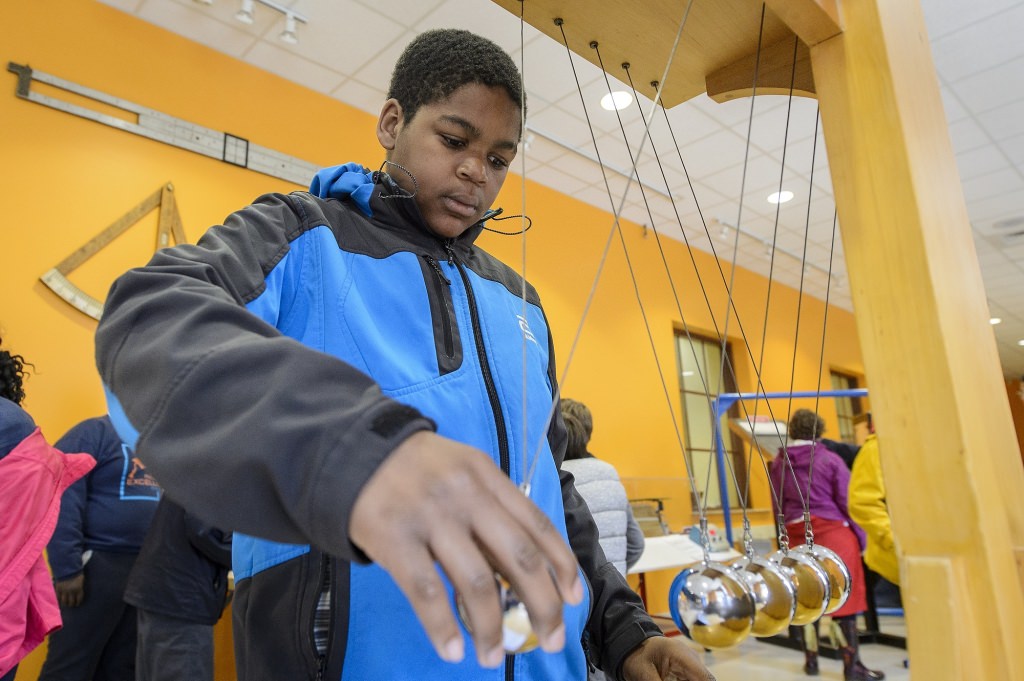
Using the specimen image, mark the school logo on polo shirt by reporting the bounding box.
[120,444,161,501]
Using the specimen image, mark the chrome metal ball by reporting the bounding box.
[769,549,830,626]
[456,576,538,654]
[791,543,852,615]
[730,554,797,637]
[669,561,755,649]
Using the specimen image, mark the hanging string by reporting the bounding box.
[743,35,816,547]
[517,0,530,491]
[521,4,693,500]
[779,100,824,548]
[613,8,798,550]
[805,207,842,547]
[625,70,792,520]
[589,37,719,531]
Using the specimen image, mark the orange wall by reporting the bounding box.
[2,1,865,675]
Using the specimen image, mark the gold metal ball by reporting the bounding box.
[791,544,852,615]
[769,549,830,626]
[456,576,539,654]
[730,554,797,637]
[671,561,755,649]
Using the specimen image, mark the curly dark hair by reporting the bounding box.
[788,408,825,441]
[0,336,32,405]
[387,29,525,131]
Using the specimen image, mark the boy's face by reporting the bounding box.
[377,83,521,239]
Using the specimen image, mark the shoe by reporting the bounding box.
[803,656,819,676]
[844,660,885,681]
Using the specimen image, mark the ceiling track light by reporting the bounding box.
[229,0,308,43]
[280,13,298,44]
[235,0,255,24]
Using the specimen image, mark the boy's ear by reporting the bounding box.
[377,98,404,152]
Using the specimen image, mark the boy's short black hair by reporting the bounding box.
[387,29,525,131]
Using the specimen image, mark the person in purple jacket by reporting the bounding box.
[770,409,884,681]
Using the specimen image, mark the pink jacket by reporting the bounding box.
[0,428,95,675]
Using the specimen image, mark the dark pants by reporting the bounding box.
[135,610,214,681]
[38,551,139,681]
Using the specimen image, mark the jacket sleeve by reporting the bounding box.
[95,193,434,562]
[184,511,233,568]
[848,440,893,553]
[827,448,866,549]
[47,421,97,580]
[624,505,646,571]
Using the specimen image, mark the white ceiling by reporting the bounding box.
[99,0,1024,380]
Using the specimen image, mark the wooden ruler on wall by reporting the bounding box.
[7,61,319,186]
[41,183,186,320]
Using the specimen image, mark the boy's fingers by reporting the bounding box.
[430,532,505,667]
[386,545,467,664]
[350,432,583,661]
[482,465,584,608]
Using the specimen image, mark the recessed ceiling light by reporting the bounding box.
[600,91,632,111]
[1019,339,1024,347]
[990,317,1002,325]
[767,190,794,204]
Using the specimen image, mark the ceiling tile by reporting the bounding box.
[947,116,995,154]
[331,78,385,116]
[522,163,590,196]
[921,0,1022,39]
[937,83,970,122]
[352,0,444,29]
[930,3,1024,82]
[136,0,259,58]
[345,29,414,100]
[947,56,1024,117]
[676,130,754,179]
[525,104,595,151]
[977,98,1024,141]
[521,132,571,165]
[277,2,407,78]
[415,0,536,57]
[244,41,347,95]
[956,144,1012,181]
[1000,132,1024,167]
[961,167,1024,203]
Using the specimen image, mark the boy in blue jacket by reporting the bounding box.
[96,28,713,681]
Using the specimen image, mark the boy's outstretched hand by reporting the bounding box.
[622,637,717,681]
[348,430,584,669]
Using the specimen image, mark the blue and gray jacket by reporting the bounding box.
[96,164,659,680]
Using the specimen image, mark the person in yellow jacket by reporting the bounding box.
[848,416,900,586]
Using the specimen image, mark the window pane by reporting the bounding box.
[684,393,714,450]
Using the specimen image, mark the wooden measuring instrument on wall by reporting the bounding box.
[7,62,319,186]
[41,183,186,320]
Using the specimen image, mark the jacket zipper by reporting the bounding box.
[423,255,455,359]
[314,554,332,681]
[444,242,510,477]
[444,241,515,681]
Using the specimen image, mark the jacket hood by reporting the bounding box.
[309,163,498,247]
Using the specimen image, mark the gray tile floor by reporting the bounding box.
[684,617,910,681]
